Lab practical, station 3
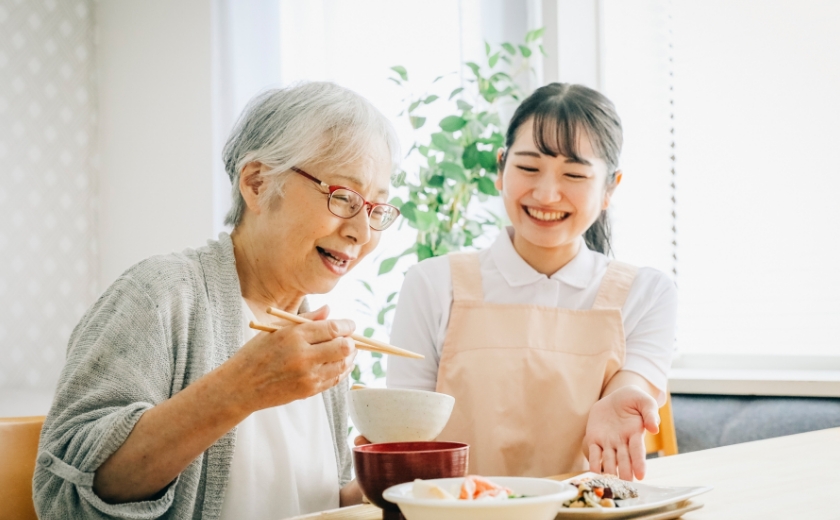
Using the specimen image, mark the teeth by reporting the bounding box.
[526,207,568,221]
[320,249,348,265]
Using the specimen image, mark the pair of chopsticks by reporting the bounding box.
[249,306,424,360]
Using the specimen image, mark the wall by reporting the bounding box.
[0,0,98,401]
[96,0,215,289]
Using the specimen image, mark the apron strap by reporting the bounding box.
[449,252,484,302]
[592,261,639,310]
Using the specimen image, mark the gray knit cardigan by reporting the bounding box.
[33,233,352,519]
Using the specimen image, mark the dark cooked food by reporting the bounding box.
[562,474,639,509]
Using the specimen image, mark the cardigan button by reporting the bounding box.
[38,454,53,467]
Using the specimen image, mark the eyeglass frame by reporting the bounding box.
[290,166,400,231]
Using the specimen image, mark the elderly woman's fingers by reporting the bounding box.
[297,319,356,344]
[299,305,330,321]
[308,336,356,365]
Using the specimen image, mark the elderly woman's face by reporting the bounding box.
[244,149,393,295]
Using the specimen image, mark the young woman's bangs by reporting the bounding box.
[531,103,606,164]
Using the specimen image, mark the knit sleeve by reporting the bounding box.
[33,271,186,520]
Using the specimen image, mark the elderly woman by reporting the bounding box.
[33,82,400,520]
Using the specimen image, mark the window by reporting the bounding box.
[600,0,840,392]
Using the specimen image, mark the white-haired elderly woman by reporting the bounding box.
[33,82,401,520]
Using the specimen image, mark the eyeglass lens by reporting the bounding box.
[328,189,398,230]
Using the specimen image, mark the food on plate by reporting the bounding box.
[562,475,638,509]
[412,479,456,500]
[412,475,527,501]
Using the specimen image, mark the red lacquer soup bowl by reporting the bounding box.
[353,441,469,517]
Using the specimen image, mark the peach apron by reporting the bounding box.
[435,252,637,477]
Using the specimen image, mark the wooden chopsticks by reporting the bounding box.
[247,306,424,360]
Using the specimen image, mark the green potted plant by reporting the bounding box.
[351,29,546,386]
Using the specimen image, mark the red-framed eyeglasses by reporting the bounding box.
[291,167,400,231]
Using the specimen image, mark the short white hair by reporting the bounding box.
[222,82,400,227]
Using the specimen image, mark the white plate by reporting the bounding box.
[383,476,580,520]
[555,472,712,519]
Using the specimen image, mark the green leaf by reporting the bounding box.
[372,360,385,378]
[440,116,467,132]
[431,132,452,150]
[432,75,444,83]
[376,305,396,326]
[408,99,422,113]
[462,143,479,169]
[518,45,532,58]
[410,116,426,129]
[363,327,375,338]
[456,99,473,111]
[448,87,464,100]
[386,291,397,303]
[427,175,445,187]
[477,176,499,195]
[378,256,400,275]
[360,280,373,294]
[479,150,498,172]
[501,42,516,55]
[414,210,438,231]
[400,201,417,222]
[424,95,439,104]
[388,77,402,85]
[371,352,382,359]
[390,65,408,81]
[488,51,500,68]
[465,62,481,77]
[485,41,491,56]
[351,364,361,381]
[388,196,404,208]
[417,243,434,261]
[440,161,468,183]
[525,27,545,43]
[539,44,547,56]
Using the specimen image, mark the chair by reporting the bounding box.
[645,392,678,456]
[0,416,46,520]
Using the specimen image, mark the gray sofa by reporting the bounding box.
[671,394,840,453]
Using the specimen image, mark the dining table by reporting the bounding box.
[289,426,840,519]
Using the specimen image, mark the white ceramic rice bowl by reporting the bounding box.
[383,476,579,520]
[348,388,455,443]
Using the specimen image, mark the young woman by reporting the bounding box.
[386,83,676,481]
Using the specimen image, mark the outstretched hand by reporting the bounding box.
[583,385,660,481]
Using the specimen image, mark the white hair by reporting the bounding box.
[222,81,400,227]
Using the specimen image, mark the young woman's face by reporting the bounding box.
[496,119,617,251]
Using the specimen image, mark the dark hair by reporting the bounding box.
[502,83,623,256]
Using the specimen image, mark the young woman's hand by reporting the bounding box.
[583,385,660,480]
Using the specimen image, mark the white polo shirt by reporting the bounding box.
[386,227,677,405]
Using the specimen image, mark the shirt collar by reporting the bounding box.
[489,227,597,289]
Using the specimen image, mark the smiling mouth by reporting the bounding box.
[317,247,351,268]
[523,206,570,222]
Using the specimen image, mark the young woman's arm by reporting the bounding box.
[584,271,678,481]
[386,261,450,391]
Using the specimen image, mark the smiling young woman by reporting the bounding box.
[387,83,677,482]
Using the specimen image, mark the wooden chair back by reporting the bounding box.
[0,416,46,520]
[645,392,678,456]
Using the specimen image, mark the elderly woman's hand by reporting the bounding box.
[227,305,358,412]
